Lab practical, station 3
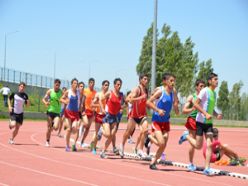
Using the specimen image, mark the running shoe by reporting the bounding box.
[81,143,89,148]
[65,146,70,152]
[178,131,189,145]
[113,147,119,155]
[188,163,197,172]
[127,137,135,144]
[137,149,147,159]
[100,151,107,159]
[8,139,14,145]
[203,168,215,176]
[72,144,77,152]
[92,148,97,155]
[149,163,157,170]
[119,143,124,158]
[45,141,50,147]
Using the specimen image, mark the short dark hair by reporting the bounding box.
[54,79,61,84]
[162,72,175,80]
[88,78,95,83]
[62,87,67,91]
[79,81,85,87]
[207,72,218,86]
[139,74,148,81]
[71,78,78,85]
[195,79,205,87]
[19,82,26,87]
[114,78,122,85]
[102,80,110,86]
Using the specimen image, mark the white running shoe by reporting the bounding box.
[45,141,50,147]
[137,149,147,159]
[81,143,89,148]
[8,139,14,145]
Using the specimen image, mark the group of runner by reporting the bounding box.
[7,72,243,176]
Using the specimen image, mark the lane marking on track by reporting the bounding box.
[0,161,98,186]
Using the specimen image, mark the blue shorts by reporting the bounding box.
[103,113,119,125]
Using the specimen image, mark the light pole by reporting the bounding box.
[151,0,158,91]
[3,31,19,81]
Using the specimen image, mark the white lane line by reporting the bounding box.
[0,161,98,186]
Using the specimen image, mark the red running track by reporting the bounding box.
[0,120,247,186]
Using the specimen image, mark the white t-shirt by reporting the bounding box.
[0,87,11,95]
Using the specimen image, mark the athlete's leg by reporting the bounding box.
[150,130,166,165]
[188,129,196,163]
[81,116,94,145]
[138,120,148,151]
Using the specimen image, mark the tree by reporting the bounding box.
[196,59,213,83]
[240,93,248,120]
[228,81,243,120]
[217,81,229,119]
[137,23,198,96]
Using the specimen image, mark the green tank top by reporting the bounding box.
[47,89,62,114]
[189,93,198,119]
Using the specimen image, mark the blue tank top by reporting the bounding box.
[152,86,174,122]
[66,89,79,112]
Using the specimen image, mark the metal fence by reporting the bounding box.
[0,66,70,88]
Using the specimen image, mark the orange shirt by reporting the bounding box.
[84,88,97,111]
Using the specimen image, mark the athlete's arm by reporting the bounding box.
[173,88,179,115]
[146,88,165,116]
[182,95,194,114]
[60,90,69,105]
[42,89,51,106]
[8,93,14,113]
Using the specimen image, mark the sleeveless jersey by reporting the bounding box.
[84,88,97,111]
[189,93,198,119]
[130,86,147,118]
[95,92,107,114]
[66,89,80,112]
[152,86,174,122]
[106,91,122,115]
[47,89,62,114]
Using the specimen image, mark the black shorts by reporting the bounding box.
[132,117,147,125]
[47,111,60,120]
[10,112,24,125]
[196,121,213,136]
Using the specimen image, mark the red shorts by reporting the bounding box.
[64,109,80,122]
[85,109,94,119]
[152,121,170,133]
[95,113,105,124]
[185,117,196,131]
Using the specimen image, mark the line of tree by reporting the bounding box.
[136,23,247,121]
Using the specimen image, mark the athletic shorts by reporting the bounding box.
[95,113,105,124]
[132,117,147,125]
[117,112,123,123]
[204,149,221,163]
[64,109,80,122]
[152,121,170,133]
[47,111,60,120]
[196,121,213,136]
[185,117,196,131]
[85,109,94,119]
[10,112,24,125]
[103,113,118,125]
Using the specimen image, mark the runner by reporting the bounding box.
[57,87,67,137]
[8,82,30,144]
[119,74,149,158]
[179,72,222,176]
[182,79,205,171]
[203,128,244,165]
[90,80,110,155]
[60,78,83,152]
[146,72,179,170]
[80,78,96,148]
[100,78,123,158]
[42,79,62,147]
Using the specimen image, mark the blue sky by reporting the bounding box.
[1,0,247,93]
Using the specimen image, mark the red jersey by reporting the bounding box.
[130,86,147,118]
[106,91,122,115]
